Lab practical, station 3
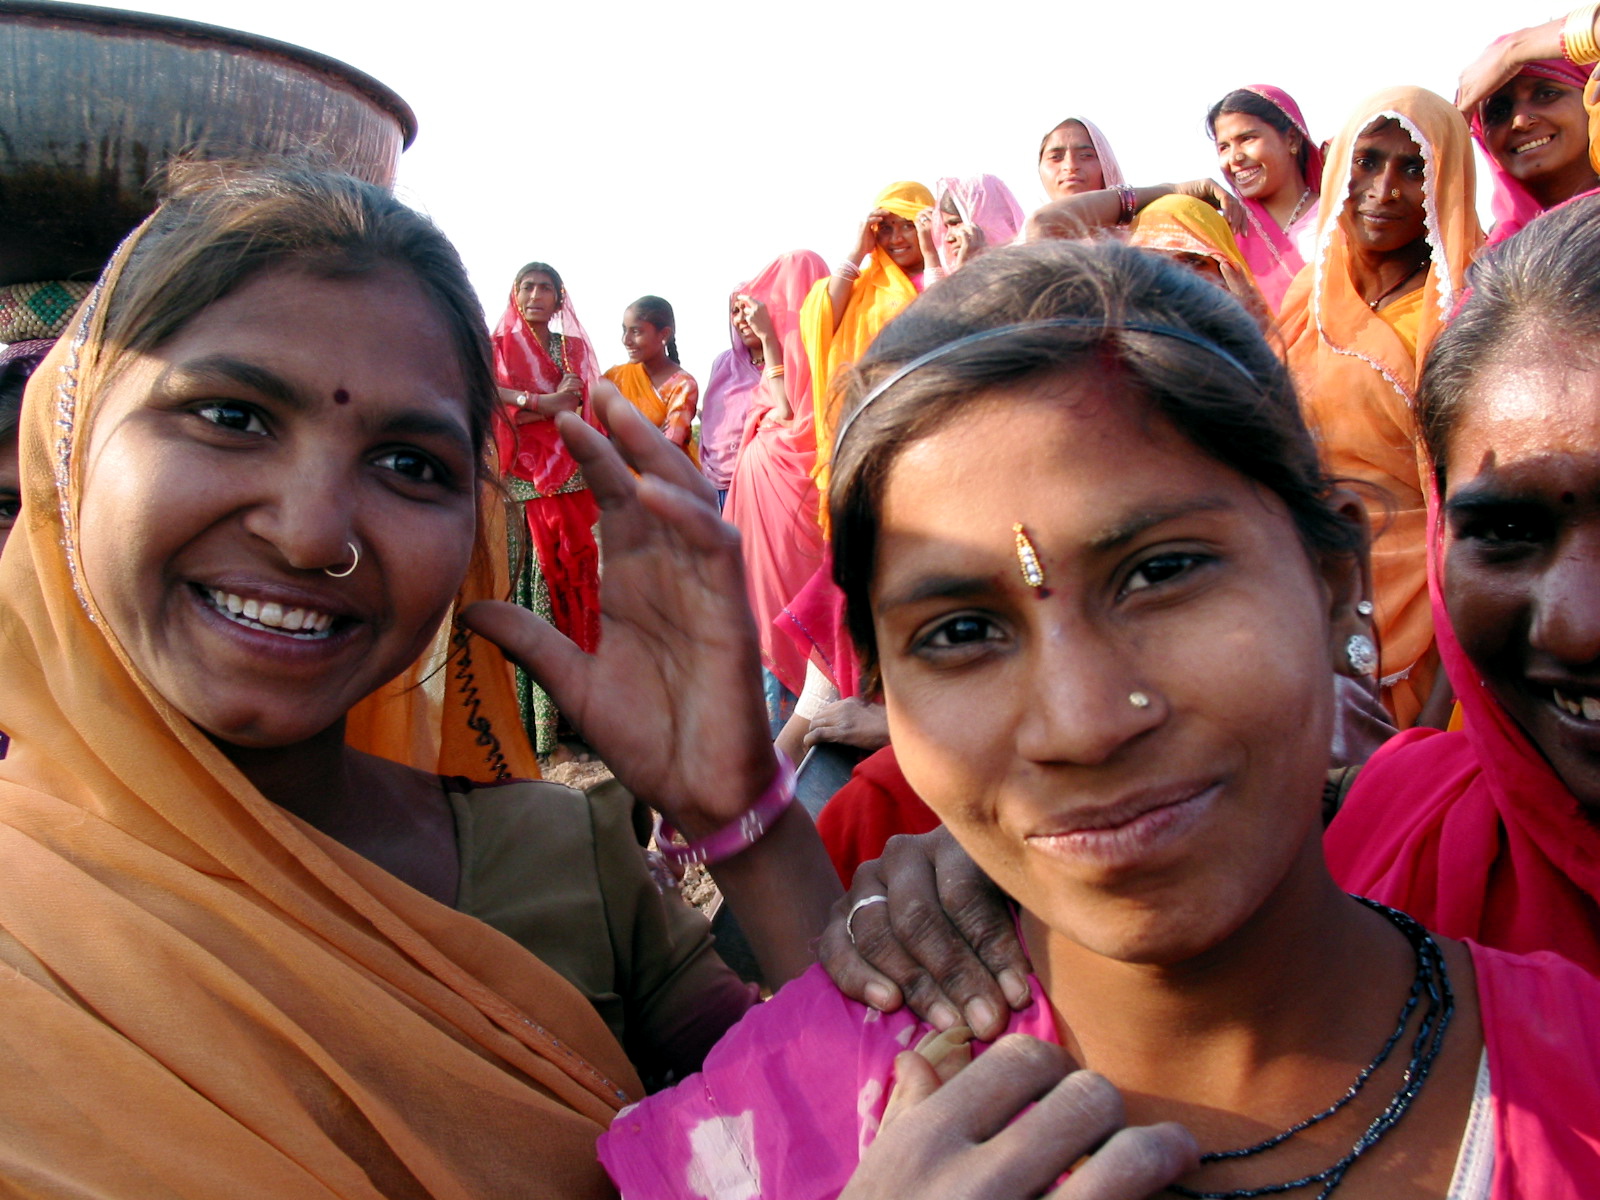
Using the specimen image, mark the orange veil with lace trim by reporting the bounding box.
[0,226,639,1196]
[1279,86,1481,728]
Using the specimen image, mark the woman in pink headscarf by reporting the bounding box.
[916,175,1027,285]
[1036,116,1125,202]
[1206,86,1323,312]
[1468,51,1598,244]
[1458,12,1600,245]
[722,251,831,711]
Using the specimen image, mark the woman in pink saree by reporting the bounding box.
[722,251,831,704]
[1206,85,1323,313]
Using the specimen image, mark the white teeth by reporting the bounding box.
[203,588,336,639]
[1514,136,1552,154]
[1553,688,1600,719]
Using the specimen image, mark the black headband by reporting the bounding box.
[832,317,1260,453]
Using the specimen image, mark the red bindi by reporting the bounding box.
[333,388,350,405]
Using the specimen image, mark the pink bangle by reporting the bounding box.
[655,753,797,867]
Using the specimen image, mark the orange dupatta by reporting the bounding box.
[1279,87,1481,728]
[0,233,640,1197]
[804,180,934,502]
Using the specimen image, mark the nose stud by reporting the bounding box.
[324,541,360,578]
[1390,188,1402,200]
[1129,691,1151,709]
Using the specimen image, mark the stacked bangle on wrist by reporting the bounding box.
[833,259,862,281]
[655,752,797,868]
[762,363,785,379]
[1112,184,1138,227]
[1565,3,1600,63]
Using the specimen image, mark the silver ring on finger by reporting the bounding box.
[846,894,888,946]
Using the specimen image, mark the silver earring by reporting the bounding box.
[1356,600,1374,617]
[1345,634,1377,676]
[324,541,360,578]
[1128,691,1151,709]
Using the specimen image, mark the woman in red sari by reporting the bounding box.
[492,262,602,758]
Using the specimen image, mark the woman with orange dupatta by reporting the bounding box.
[494,260,602,757]
[1279,87,1482,730]
[0,161,844,1193]
[1127,193,1271,331]
[604,295,698,461]
[804,180,933,498]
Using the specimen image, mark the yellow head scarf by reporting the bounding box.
[0,214,638,1196]
[803,180,935,511]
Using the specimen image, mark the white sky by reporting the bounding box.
[67,1,1527,375]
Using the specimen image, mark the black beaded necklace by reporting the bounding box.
[1169,898,1454,1200]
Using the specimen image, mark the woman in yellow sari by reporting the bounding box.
[1279,87,1482,729]
[0,162,843,1193]
[1127,194,1270,331]
[604,294,698,461]
[803,180,934,497]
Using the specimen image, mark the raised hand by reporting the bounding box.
[463,387,773,836]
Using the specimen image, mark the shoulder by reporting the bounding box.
[597,964,920,1200]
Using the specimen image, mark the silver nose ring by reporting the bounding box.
[324,541,360,578]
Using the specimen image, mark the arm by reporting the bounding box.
[738,295,791,422]
[463,390,841,990]
[1458,14,1589,113]
[829,208,889,331]
[1027,185,1175,240]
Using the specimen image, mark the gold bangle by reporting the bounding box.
[1565,2,1600,65]
[763,364,785,379]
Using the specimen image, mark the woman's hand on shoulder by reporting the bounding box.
[802,697,890,751]
[820,826,1032,1041]
[462,387,773,835]
[841,1039,1197,1200]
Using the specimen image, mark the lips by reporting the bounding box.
[192,581,353,644]
[1511,135,1553,155]
[1231,165,1263,189]
[1025,782,1220,872]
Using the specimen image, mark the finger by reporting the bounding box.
[880,1050,942,1132]
[972,1067,1133,1196]
[932,832,1034,1021]
[460,600,591,716]
[635,474,739,556]
[587,388,713,501]
[818,864,911,1015]
[1048,1123,1199,1200]
[918,1036,1077,1143]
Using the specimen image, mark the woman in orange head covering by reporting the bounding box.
[802,180,934,496]
[0,161,842,1191]
[1280,86,1483,729]
[1128,193,1270,330]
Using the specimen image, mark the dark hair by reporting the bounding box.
[99,159,497,463]
[1205,89,1311,183]
[1419,194,1600,490]
[515,260,565,297]
[828,239,1361,683]
[627,294,679,364]
[1,339,54,443]
[1038,117,1089,160]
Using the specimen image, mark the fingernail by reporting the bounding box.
[999,969,1031,1008]
[965,998,999,1036]
[928,1001,960,1030]
[864,982,896,1011]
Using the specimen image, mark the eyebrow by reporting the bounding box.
[876,572,1004,612]
[157,355,305,411]
[369,409,474,455]
[1086,496,1235,551]
[1443,487,1545,514]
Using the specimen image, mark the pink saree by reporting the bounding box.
[1225,85,1323,313]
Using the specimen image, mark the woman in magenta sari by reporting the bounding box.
[1206,86,1322,313]
[723,251,831,710]
[492,261,602,758]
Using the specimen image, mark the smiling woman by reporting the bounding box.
[0,161,846,1195]
[1280,87,1483,731]
[599,239,1600,1200]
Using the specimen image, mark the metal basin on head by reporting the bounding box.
[0,0,418,287]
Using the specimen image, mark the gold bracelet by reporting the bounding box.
[1564,2,1600,65]
[763,364,786,379]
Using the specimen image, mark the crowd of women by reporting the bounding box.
[2,5,1600,1198]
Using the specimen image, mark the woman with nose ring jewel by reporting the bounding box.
[1281,87,1483,731]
